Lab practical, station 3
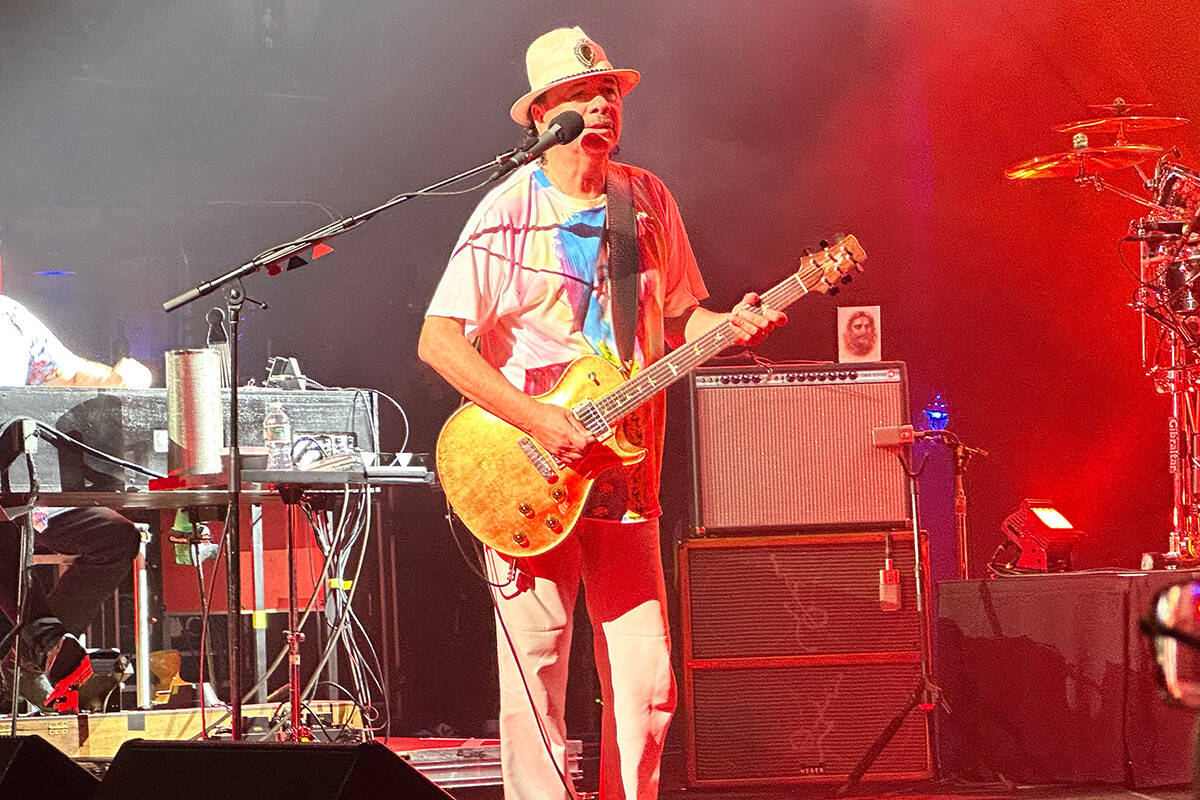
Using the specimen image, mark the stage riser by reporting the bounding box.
[2,701,361,760]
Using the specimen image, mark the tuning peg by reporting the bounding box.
[828,286,840,296]
[800,247,814,256]
[819,239,830,249]
[841,274,854,284]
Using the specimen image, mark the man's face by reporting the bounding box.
[532,74,622,156]
[844,314,877,356]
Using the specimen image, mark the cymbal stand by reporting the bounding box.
[1135,218,1200,565]
[1080,173,1170,213]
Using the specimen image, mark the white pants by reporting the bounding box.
[487,517,676,800]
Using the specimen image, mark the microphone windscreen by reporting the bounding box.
[550,111,586,144]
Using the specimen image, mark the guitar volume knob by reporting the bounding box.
[545,517,560,530]
[518,502,534,517]
[551,487,566,502]
[512,531,529,547]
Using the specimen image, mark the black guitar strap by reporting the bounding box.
[606,165,640,365]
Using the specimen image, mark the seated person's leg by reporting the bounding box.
[37,507,139,635]
[0,518,85,710]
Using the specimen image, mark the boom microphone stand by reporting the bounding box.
[839,427,986,794]
[160,139,546,740]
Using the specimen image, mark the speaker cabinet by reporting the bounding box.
[689,362,910,532]
[94,740,454,800]
[0,735,98,799]
[679,533,933,786]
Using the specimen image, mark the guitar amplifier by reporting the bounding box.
[689,361,910,532]
[679,532,933,786]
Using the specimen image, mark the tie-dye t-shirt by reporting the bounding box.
[426,160,708,521]
[0,295,81,386]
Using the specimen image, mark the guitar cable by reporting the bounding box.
[443,504,576,798]
[482,542,580,800]
[445,504,517,589]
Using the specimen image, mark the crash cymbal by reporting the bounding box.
[1005,144,1164,180]
[1054,116,1189,135]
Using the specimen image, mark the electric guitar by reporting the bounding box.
[436,235,867,557]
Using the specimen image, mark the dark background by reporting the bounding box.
[1,0,1197,735]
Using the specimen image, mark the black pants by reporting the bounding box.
[0,508,140,648]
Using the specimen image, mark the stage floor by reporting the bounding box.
[656,785,1189,800]
[448,776,1190,800]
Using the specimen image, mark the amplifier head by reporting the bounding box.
[689,361,911,532]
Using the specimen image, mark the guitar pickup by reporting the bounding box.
[570,398,612,439]
[517,436,559,482]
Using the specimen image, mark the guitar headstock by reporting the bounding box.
[797,234,866,295]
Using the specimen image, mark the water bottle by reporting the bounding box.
[263,400,293,470]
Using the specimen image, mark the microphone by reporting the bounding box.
[489,111,586,182]
[879,558,901,612]
[205,308,227,346]
[871,424,924,447]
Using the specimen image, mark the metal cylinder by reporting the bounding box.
[166,348,223,476]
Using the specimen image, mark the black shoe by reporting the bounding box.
[0,655,55,713]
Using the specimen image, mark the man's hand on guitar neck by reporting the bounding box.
[673,291,787,349]
[727,292,787,347]
[523,401,594,464]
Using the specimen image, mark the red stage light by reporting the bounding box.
[994,498,1083,573]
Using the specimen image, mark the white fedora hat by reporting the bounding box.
[509,27,640,124]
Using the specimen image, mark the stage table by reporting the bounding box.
[937,570,1200,787]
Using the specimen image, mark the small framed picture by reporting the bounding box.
[837,305,881,363]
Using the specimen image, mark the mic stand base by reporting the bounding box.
[835,674,943,797]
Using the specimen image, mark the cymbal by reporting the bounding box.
[1054,116,1189,135]
[1005,145,1164,180]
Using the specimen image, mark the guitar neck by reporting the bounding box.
[592,262,825,426]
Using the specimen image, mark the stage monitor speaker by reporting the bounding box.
[679,533,933,787]
[0,735,98,799]
[94,740,455,800]
[689,361,910,532]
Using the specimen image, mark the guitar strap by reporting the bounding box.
[606,165,640,366]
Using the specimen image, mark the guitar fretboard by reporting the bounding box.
[592,241,861,425]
